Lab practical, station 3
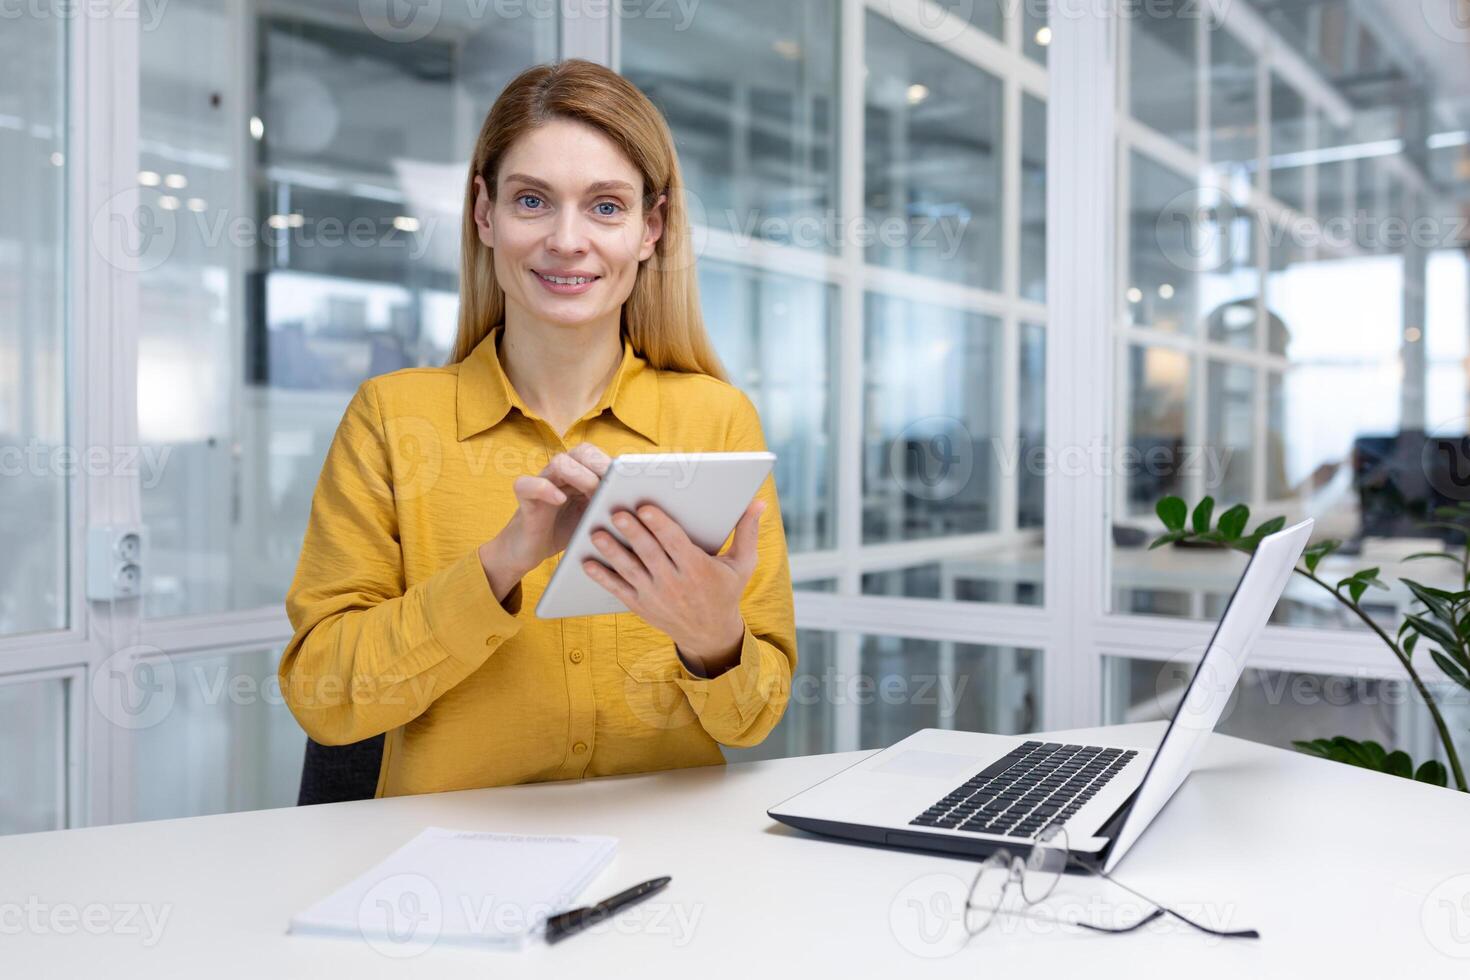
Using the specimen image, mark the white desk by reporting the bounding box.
[4,723,1469,977]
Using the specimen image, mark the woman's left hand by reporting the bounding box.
[583,499,766,677]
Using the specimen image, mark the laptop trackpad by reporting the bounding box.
[871,749,978,779]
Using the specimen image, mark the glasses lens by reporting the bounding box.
[1020,823,1069,903]
[965,855,1011,935]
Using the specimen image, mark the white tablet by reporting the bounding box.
[533,451,776,620]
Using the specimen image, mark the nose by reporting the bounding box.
[545,206,590,256]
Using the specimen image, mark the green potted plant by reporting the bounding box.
[1151,495,1467,791]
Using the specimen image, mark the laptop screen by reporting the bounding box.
[1098,518,1313,873]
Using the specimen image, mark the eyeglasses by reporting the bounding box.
[963,823,1261,940]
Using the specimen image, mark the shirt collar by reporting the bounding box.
[456,325,660,444]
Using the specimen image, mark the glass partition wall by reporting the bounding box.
[1107,1,1470,765]
[5,0,1470,832]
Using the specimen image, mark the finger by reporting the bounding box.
[569,441,612,478]
[583,558,636,605]
[721,499,765,578]
[635,504,703,571]
[590,528,652,591]
[514,475,566,507]
[541,453,601,496]
[609,509,678,581]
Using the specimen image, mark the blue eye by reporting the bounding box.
[517,194,544,210]
[594,201,622,217]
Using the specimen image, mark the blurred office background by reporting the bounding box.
[3,0,1470,834]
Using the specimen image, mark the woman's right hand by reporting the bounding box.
[478,443,612,599]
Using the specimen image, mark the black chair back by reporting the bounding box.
[297,734,385,806]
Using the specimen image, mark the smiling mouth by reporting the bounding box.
[534,271,600,285]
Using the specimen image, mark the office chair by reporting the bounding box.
[296,734,385,806]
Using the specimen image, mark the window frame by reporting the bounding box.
[2,0,1458,833]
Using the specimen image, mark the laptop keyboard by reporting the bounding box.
[908,741,1139,838]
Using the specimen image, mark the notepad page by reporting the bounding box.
[289,828,618,950]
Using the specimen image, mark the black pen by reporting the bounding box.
[543,876,672,945]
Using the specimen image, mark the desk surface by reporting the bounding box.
[4,723,1469,977]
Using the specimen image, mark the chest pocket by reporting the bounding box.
[614,613,684,682]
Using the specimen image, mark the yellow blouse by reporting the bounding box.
[279,325,797,798]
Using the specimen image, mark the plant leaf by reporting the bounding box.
[1303,539,1341,574]
[1191,497,1215,534]
[1149,530,1186,550]
[1254,516,1287,538]
[1217,504,1250,540]
[1292,739,1336,761]
[1297,738,1451,788]
[1157,496,1187,532]
[1415,760,1449,786]
[1358,739,1388,769]
[1325,736,1372,768]
[1341,567,1390,592]
[1403,579,1457,630]
[1431,651,1470,692]
[1404,613,1460,654]
[1414,521,1470,537]
[1403,551,1460,565]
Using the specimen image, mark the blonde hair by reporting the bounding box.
[449,59,728,383]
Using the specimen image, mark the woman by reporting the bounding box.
[279,59,797,799]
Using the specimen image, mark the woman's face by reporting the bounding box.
[473,118,665,331]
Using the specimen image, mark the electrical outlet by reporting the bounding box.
[87,525,147,601]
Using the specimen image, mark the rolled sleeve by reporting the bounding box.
[426,549,525,667]
[674,621,792,746]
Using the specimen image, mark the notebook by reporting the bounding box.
[289,827,618,952]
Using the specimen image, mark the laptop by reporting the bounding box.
[769,518,1313,874]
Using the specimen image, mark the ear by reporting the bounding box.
[473,174,496,249]
[638,192,666,263]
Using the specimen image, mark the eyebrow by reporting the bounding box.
[503,173,637,196]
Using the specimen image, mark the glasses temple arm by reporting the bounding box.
[1065,853,1261,939]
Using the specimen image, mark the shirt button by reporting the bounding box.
[485,635,499,646]
[573,741,588,754]
[569,648,584,664]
